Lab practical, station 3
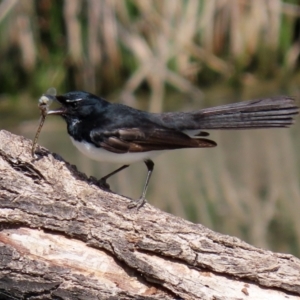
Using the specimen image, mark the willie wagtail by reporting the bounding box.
[45,91,299,208]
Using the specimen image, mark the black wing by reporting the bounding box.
[90,128,216,154]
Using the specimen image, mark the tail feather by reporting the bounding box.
[190,96,299,130]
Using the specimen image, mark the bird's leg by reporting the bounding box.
[97,165,129,190]
[128,159,154,209]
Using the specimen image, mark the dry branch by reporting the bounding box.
[0,130,300,300]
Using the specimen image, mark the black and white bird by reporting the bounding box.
[46,91,299,208]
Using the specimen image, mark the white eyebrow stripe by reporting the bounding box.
[66,98,83,103]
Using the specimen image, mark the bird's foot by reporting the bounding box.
[127,197,147,209]
[90,176,111,191]
[98,178,111,191]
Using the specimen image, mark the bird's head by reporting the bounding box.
[47,91,109,120]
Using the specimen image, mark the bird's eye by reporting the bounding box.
[71,101,79,109]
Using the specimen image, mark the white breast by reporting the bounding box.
[70,137,163,164]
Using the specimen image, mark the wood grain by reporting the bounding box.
[0,130,299,300]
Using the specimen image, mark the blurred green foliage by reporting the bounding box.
[0,0,300,107]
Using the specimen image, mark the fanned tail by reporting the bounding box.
[189,96,299,129]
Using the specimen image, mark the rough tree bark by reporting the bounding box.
[0,130,299,300]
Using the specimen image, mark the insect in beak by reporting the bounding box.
[31,87,57,157]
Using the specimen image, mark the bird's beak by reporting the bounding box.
[47,107,66,115]
[46,95,67,115]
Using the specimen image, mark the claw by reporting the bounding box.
[98,179,110,190]
[89,176,111,191]
[127,197,147,209]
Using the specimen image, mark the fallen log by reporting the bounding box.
[0,130,299,300]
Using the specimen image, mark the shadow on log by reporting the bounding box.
[0,130,300,300]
